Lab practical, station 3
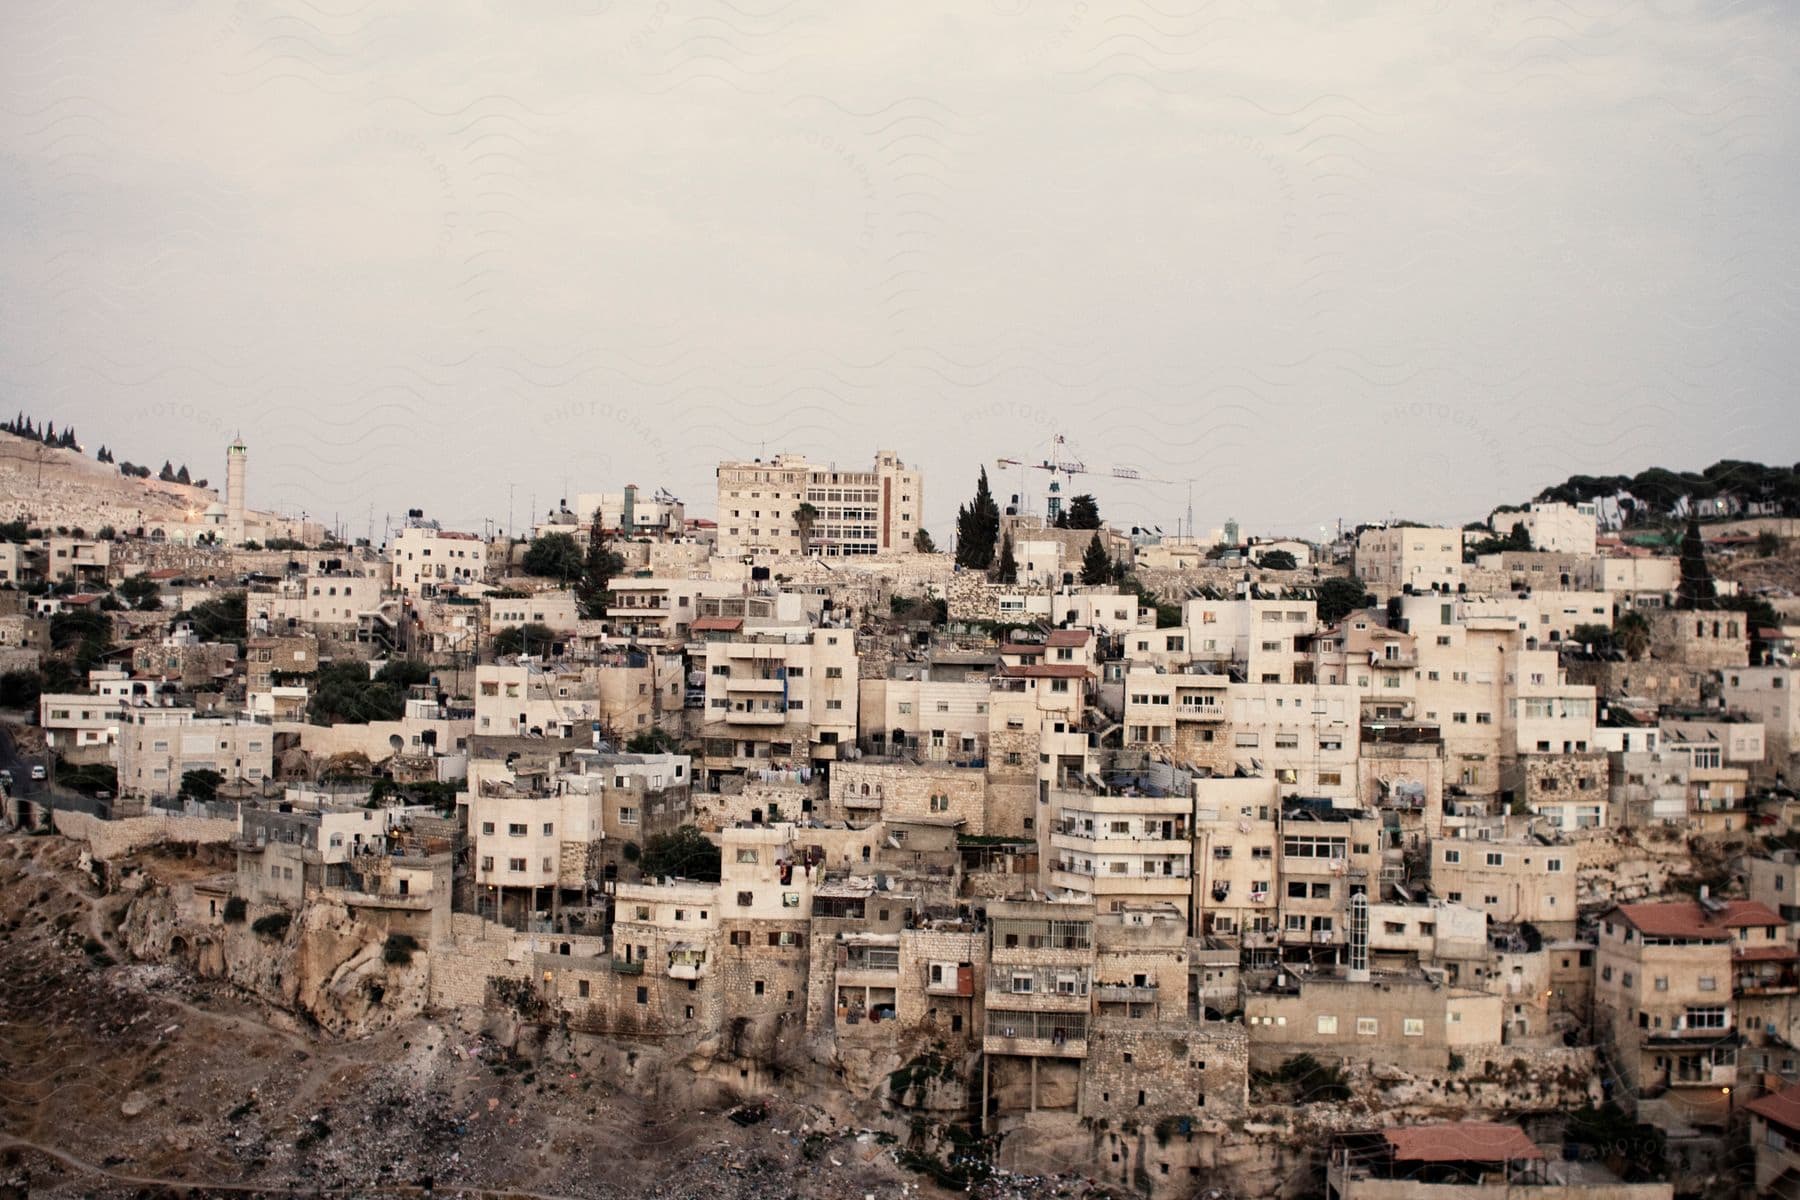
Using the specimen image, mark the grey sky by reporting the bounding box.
[3,0,1796,544]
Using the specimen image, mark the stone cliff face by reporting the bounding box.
[121,882,428,1037]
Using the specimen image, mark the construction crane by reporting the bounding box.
[996,435,1172,522]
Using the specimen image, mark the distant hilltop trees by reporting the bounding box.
[1532,459,1800,522]
[2,413,80,450]
[3,412,207,489]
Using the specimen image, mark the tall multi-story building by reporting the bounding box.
[1354,525,1465,599]
[390,521,489,598]
[714,450,921,558]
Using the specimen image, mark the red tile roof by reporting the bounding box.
[1611,899,1783,938]
[1748,1084,1800,1133]
[1734,944,1797,963]
[1001,663,1091,680]
[1382,1123,1544,1164]
[1046,629,1092,647]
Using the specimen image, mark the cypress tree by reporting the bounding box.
[1676,517,1716,609]
[994,534,1018,585]
[955,467,1000,570]
[1080,533,1111,585]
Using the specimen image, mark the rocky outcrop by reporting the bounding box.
[121,882,428,1038]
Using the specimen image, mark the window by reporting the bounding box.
[1357,1018,1378,1036]
[508,823,527,837]
[1698,976,1718,992]
[542,822,554,836]
[481,822,495,835]
[1685,1006,1726,1030]
[1316,1015,1338,1034]
[1485,852,1504,867]
[508,857,526,872]
[1443,849,1461,864]
[1402,1019,1424,1037]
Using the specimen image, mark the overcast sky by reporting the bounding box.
[3,1,1797,544]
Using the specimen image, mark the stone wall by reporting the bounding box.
[1647,610,1748,669]
[985,728,1040,837]
[52,808,237,859]
[714,916,813,1068]
[1082,1017,1249,1125]
[1564,658,1709,707]
[828,760,987,832]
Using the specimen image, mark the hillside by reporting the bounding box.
[0,431,222,534]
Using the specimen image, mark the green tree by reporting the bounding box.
[1079,533,1111,585]
[794,502,820,554]
[912,528,936,554]
[1257,549,1297,571]
[375,658,432,689]
[117,573,162,611]
[1756,529,1782,557]
[1570,623,1613,650]
[1676,517,1716,609]
[189,592,248,646]
[576,509,624,619]
[994,534,1018,585]
[179,768,225,802]
[308,662,407,724]
[1314,576,1370,625]
[0,670,43,709]
[640,825,722,882]
[954,467,1000,571]
[492,622,558,658]
[626,727,678,754]
[1065,494,1101,530]
[1614,610,1650,660]
[522,532,582,581]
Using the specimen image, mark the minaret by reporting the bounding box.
[226,435,247,545]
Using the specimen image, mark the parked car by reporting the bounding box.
[30,764,47,781]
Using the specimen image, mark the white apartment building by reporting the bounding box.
[117,710,274,799]
[488,587,582,635]
[1507,649,1597,756]
[1223,682,1360,801]
[714,450,921,558]
[570,484,686,539]
[858,676,992,761]
[474,658,680,741]
[390,525,488,597]
[1514,500,1598,556]
[38,693,125,752]
[697,626,859,772]
[1044,790,1194,917]
[1722,666,1800,758]
[1354,525,1464,598]
[1192,778,1283,955]
[607,577,764,647]
[1181,598,1319,684]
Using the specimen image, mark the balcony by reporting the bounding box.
[725,677,786,693]
[668,948,708,980]
[926,965,975,997]
[725,707,787,725]
[609,957,645,975]
[1175,703,1225,722]
[984,1011,1089,1058]
[1095,983,1159,1004]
